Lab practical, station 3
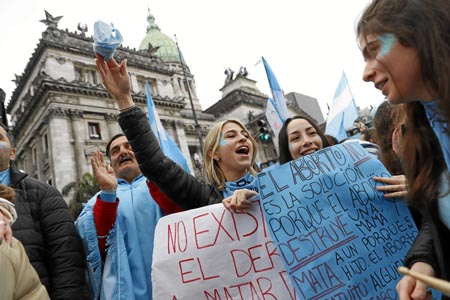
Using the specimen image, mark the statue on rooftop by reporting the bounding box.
[238,66,248,77]
[77,23,88,36]
[40,10,63,29]
[224,67,234,84]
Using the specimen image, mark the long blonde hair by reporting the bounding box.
[202,119,259,190]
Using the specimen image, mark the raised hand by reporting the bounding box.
[91,150,117,191]
[95,53,134,110]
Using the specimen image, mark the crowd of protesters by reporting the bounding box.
[0,0,449,299]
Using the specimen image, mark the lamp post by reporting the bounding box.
[174,34,204,156]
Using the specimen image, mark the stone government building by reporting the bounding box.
[5,10,321,202]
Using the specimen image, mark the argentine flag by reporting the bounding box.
[262,57,289,122]
[146,82,191,172]
[325,72,358,142]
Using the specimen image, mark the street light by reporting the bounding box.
[174,34,204,155]
[257,119,271,142]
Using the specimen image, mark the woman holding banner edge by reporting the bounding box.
[277,114,407,196]
[95,53,258,212]
[357,0,450,299]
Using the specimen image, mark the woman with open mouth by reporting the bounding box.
[95,54,260,213]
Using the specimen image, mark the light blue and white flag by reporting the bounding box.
[325,72,359,142]
[262,57,289,122]
[146,82,190,172]
[264,97,283,154]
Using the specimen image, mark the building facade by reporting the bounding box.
[205,69,312,166]
[7,11,214,193]
[5,10,321,201]
[285,91,324,124]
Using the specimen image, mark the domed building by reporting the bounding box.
[5,10,213,195]
[4,9,314,200]
[139,11,182,63]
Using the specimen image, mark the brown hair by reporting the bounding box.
[357,0,450,120]
[0,184,15,204]
[399,104,445,206]
[278,116,330,164]
[357,0,450,206]
[373,101,404,175]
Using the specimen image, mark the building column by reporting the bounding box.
[130,73,139,93]
[105,113,119,141]
[67,109,84,180]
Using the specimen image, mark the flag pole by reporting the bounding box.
[0,89,7,127]
[174,34,204,155]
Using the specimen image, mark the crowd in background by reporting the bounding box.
[0,0,449,299]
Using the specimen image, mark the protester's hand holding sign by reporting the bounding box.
[257,142,441,299]
[374,174,408,198]
[222,189,257,211]
[152,201,297,299]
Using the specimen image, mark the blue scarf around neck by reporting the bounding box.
[422,100,450,172]
[223,172,258,198]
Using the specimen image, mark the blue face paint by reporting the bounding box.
[378,33,396,58]
[288,142,294,150]
[0,141,9,149]
[219,134,227,147]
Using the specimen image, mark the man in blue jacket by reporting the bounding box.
[76,133,166,300]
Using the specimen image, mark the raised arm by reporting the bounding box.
[118,106,220,209]
[95,55,221,209]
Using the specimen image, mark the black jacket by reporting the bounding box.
[405,201,450,300]
[10,163,91,300]
[118,106,223,209]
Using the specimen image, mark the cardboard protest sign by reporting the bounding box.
[257,142,418,300]
[152,202,298,299]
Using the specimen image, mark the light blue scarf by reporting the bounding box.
[223,172,258,198]
[0,168,10,186]
[422,100,450,172]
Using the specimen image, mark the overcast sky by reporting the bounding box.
[0,0,385,119]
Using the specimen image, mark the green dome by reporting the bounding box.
[139,11,181,63]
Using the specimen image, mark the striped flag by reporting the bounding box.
[325,72,359,142]
[146,82,190,172]
[264,97,283,154]
[262,57,289,123]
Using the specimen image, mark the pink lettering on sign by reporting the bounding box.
[178,257,220,283]
[166,202,267,252]
[167,221,188,254]
[230,241,279,277]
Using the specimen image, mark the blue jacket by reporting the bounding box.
[76,174,163,300]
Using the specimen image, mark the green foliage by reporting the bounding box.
[62,172,99,219]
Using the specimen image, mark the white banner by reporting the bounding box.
[152,201,297,300]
